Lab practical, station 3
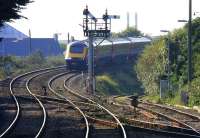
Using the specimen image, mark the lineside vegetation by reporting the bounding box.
[0,51,65,80]
[136,17,200,106]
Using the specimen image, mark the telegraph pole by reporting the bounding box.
[177,0,192,91]
[188,0,192,89]
[29,29,32,56]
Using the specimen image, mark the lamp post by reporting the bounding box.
[177,0,192,91]
[193,12,200,16]
[160,30,170,92]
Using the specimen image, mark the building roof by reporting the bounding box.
[0,38,62,57]
[0,23,28,39]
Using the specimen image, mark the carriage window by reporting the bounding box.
[70,46,84,53]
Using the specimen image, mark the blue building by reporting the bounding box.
[0,23,62,57]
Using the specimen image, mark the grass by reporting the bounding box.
[95,56,144,96]
[141,92,184,105]
[114,96,130,104]
[141,94,161,103]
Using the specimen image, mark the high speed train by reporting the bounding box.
[64,41,88,69]
[64,37,151,69]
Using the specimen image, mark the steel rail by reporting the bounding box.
[25,68,69,137]
[141,101,200,120]
[15,94,200,138]
[16,95,118,129]
[112,102,200,136]
[64,73,127,138]
[47,72,89,138]
[139,102,200,135]
[0,65,65,137]
[25,70,57,137]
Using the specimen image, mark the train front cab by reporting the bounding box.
[65,41,88,70]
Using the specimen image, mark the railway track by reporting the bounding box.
[48,71,127,138]
[0,66,65,137]
[15,94,119,128]
[14,93,200,138]
[1,65,199,138]
[111,102,200,137]
[64,72,127,138]
[48,71,89,138]
[65,75,200,137]
[27,68,89,137]
[88,93,200,138]
[44,70,200,138]
[138,101,200,135]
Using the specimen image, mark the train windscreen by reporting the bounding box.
[70,45,84,53]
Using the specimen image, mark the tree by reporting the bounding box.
[112,27,143,37]
[135,39,167,94]
[136,17,200,105]
[0,0,32,27]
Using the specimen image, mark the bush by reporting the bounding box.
[123,18,200,106]
[26,51,45,65]
[135,39,167,95]
[0,53,65,79]
[46,55,65,67]
[189,79,200,106]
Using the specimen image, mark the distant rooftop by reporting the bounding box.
[0,38,62,57]
[0,23,28,39]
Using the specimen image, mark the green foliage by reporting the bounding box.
[194,54,200,77]
[135,39,167,94]
[46,55,65,67]
[0,53,65,80]
[137,17,200,106]
[112,26,142,37]
[0,68,6,79]
[188,79,200,106]
[96,75,120,95]
[0,0,33,27]
[96,59,143,96]
[26,51,45,65]
[168,18,200,104]
[0,56,17,79]
[141,94,162,104]
[168,28,187,84]
[142,92,183,105]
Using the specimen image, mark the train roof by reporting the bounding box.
[93,36,151,46]
[64,36,151,47]
[75,36,151,47]
[68,41,88,47]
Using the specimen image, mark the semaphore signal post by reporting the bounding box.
[82,5,120,94]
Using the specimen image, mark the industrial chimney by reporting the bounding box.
[135,12,138,30]
[127,12,130,29]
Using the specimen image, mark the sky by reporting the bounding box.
[9,0,200,40]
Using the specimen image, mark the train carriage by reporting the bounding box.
[64,37,151,69]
